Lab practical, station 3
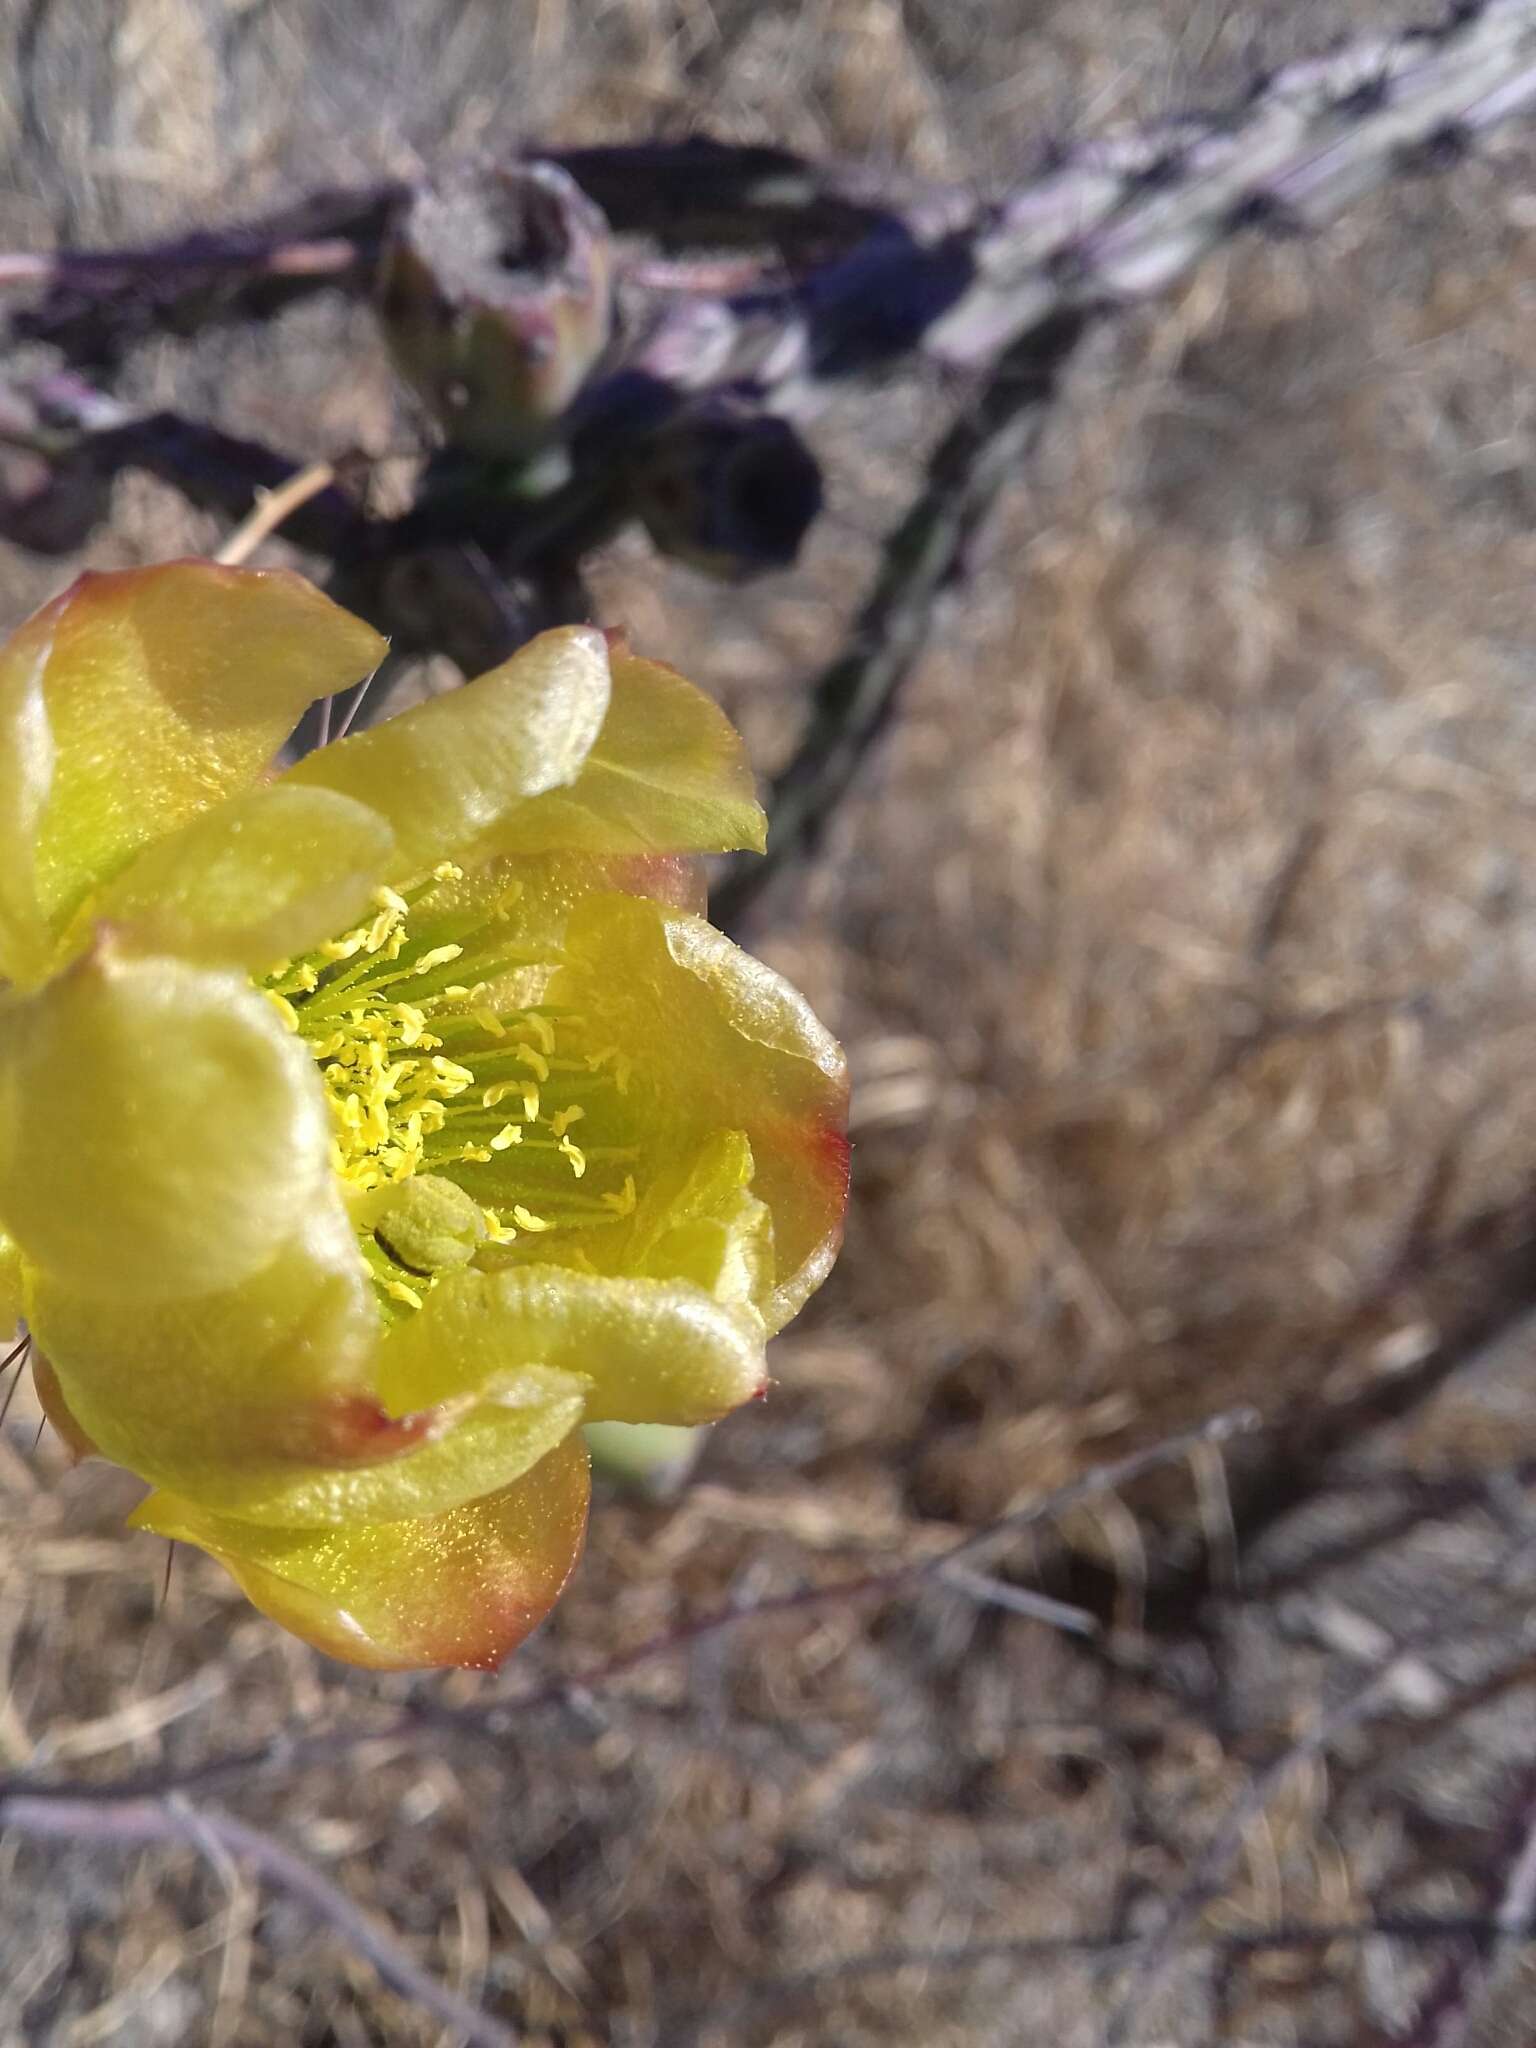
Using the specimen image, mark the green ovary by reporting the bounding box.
[260,869,638,1313]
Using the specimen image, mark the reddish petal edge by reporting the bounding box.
[135,1432,591,1672]
[608,852,708,916]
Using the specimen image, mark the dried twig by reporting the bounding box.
[0,1792,517,2047]
[0,1413,1258,2038]
[669,1911,1528,2035]
[213,461,337,566]
[712,311,1085,929]
[1102,1527,1536,2045]
[1384,1764,1536,2046]
[0,1409,1258,1806]
[716,0,1536,917]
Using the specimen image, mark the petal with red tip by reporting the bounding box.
[549,893,849,1331]
[28,1216,589,1528]
[26,1202,380,1509]
[132,1431,591,1671]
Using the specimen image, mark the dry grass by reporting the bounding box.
[7,2,1536,2043]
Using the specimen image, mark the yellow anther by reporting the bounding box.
[266,892,644,1310]
[587,1046,631,1092]
[264,990,300,1033]
[432,861,464,882]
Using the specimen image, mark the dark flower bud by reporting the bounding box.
[631,406,823,580]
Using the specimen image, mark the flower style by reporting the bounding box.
[0,563,848,1669]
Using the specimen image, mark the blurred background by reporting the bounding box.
[7,3,1536,2043]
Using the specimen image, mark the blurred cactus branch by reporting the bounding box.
[3,0,1536,844]
[1,137,913,369]
[715,0,1536,919]
[538,137,940,250]
[6,185,406,369]
[712,308,1086,932]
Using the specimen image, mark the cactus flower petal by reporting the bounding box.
[26,1202,379,1501]
[0,569,845,1669]
[285,625,613,881]
[376,1261,767,1426]
[494,647,766,856]
[77,783,396,973]
[131,1431,591,1671]
[0,944,335,1305]
[0,562,385,960]
[0,1227,23,1334]
[550,893,849,1330]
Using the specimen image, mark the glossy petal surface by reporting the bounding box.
[624,1130,775,1316]
[0,563,385,938]
[496,649,765,856]
[0,945,334,1304]
[286,625,610,881]
[0,635,55,983]
[0,1227,22,1334]
[133,1431,591,1670]
[29,1222,587,1526]
[28,1202,379,1501]
[550,893,849,1329]
[409,847,708,943]
[0,564,849,1674]
[377,1261,767,1425]
[78,784,395,972]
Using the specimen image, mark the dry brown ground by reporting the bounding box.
[6,3,1536,2044]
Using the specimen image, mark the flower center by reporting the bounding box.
[261,871,638,1313]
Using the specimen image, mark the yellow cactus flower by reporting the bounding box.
[0,563,848,1670]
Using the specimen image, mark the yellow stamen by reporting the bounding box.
[262,889,641,1310]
